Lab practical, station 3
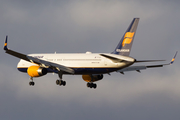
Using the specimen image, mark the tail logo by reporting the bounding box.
[122,32,134,47]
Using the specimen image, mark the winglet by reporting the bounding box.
[4,36,8,50]
[170,51,178,65]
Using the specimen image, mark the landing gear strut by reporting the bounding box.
[56,71,66,86]
[29,77,35,86]
[87,83,97,89]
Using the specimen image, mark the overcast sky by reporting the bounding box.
[0,0,180,120]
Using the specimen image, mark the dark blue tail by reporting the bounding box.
[112,18,139,56]
[4,36,8,50]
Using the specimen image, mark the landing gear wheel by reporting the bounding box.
[87,83,90,87]
[29,82,31,86]
[29,81,35,86]
[57,71,66,87]
[29,77,35,86]
[56,80,60,85]
[62,81,66,86]
[93,84,97,89]
[59,80,63,86]
[89,84,93,88]
[31,82,35,86]
[56,80,66,86]
[87,83,97,89]
[60,80,66,86]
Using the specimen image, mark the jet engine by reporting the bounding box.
[82,74,103,82]
[27,66,47,77]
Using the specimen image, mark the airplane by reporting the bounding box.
[4,18,177,89]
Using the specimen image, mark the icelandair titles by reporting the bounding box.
[116,49,130,52]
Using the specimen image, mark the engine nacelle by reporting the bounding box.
[27,66,47,77]
[82,74,103,82]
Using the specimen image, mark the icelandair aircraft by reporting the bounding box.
[4,18,177,89]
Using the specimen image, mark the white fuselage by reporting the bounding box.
[17,52,135,74]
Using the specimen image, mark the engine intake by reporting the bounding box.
[82,74,103,82]
[27,66,47,77]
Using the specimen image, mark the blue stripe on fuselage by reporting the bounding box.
[18,68,27,73]
[72,68,118,74]
[17,67,119,74]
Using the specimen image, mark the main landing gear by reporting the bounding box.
[56,71,66,86]
[29,81,35,86]
[87,82,97,89]
[29,77,35,86]
[56,80,66,86]
[28,72,98,89]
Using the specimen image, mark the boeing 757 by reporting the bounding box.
[4,18,177,89]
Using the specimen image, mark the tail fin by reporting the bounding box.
[112,18,139,56]
[4,36,8,50]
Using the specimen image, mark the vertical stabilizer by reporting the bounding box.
[4,36,8,50]
[112,18,139,56]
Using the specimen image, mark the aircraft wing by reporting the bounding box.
[4,36,74,74]
[26,56,74,74]
[117,51,177,74]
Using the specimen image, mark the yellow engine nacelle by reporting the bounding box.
[82,74,103,82]
[27,66,47,77]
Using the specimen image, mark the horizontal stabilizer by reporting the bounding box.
[118,66,147,72]
[117,52,177,73]
[100,53,135,63]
